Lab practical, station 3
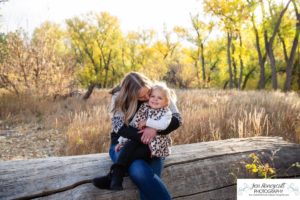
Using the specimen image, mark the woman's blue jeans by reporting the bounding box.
[109,144,171,200]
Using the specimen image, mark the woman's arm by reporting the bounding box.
[157,114,181,135]
[112,116,142,142]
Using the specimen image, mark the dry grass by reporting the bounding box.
[173,89,300,145]
[1,89,299,157]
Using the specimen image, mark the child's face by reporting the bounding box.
[148,89,168,109]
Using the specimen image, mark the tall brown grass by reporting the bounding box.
[1,89,299,156]
[173,89,300,144]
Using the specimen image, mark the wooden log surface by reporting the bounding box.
[0,137,300,200]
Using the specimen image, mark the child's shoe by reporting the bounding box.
[110,164,125,190]
[92,168,113,189]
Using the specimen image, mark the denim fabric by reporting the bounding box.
[109,144,171,200]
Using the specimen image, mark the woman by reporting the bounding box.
[93,72,182,200]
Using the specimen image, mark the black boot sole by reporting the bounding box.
[92,175,111,189]
[110,185,123,190]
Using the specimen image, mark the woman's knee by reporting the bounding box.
[128,160,153,183]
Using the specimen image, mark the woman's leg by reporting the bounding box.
[128,158,171,200]
[148,157,164,177]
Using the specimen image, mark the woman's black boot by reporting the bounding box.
[92,168,113,189]
[110,164,125,190]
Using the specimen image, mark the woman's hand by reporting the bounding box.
[139,127,157,144]
[137,120,147,130]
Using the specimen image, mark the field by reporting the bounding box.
[0,89,300,161]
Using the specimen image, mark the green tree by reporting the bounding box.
[190,14,214,87]
[66,12,124,99]
[284,0,299,91]
[204,0,250,89]
[261,0,292,89]
[246,0,268,89]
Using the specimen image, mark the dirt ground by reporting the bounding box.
[0,123,64,161]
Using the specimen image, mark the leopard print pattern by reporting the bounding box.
[130,103,169,127]
[130,102,172,157]
[112,116,125,133]
[149,135,171,157]
[129,103,149,128]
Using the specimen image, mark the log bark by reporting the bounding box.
[0,137,300,200]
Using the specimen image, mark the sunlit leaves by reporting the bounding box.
[66,12,124,88]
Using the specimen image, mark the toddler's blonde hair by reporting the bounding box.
[151,82,176,106]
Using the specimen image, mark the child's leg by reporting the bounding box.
[92,144,120,190]
[116,140,150,167]
[127,143,151,163]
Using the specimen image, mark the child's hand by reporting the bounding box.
[138,120,146,130]
[115,144,123,152]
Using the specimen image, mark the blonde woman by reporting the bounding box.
[92,72,182,200]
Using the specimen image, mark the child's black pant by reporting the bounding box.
[116,140,151,168]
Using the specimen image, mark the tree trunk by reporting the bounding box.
[297,58,300,89]
[227,32,234,88]
[231,42,238,88]
[200,43,206,82]
[207,60,218,84]
[265,0,292,90]
[238,32,244,90]
[266,41,278,89]
[284,1,300,91]
[195,60,201,87]
[103,50,112,88]
[278,31,289,63]
[251,14,266,89]
[83,84,96,100]
[242,68,255,90]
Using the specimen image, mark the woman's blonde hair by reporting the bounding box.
[110,72,152,125]
[151,82,176,106]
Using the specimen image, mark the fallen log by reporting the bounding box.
[0,137,299,200]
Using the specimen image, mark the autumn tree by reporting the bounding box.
[31,22,76,96]
[0,23,75,96]
[260,0,292,89]
[123,29,158,78]
[204,0,250,89]
[66,12,124,99]
[284,0,299,91]
[189,14,214,87]
[245,0,267,89]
